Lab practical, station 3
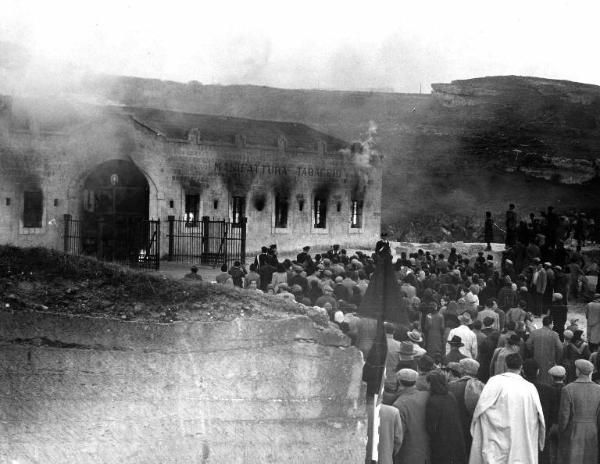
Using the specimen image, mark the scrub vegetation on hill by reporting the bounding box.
[0,246,323,324]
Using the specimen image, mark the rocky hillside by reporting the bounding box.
[73,74,600,241]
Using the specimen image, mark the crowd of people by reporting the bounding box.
[199,205,600,464]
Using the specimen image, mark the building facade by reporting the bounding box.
[0,96,382,260]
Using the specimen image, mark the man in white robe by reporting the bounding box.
[469,353,545,464]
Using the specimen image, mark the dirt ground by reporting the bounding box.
[0,246,314,324]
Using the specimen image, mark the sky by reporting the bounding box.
[1,0,599,94]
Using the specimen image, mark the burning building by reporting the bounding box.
[0,95,382,263]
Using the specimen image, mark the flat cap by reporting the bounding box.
[575,359,594,375]
[397,368,418,382]
[548,365,566,377]
[459,358,480,376]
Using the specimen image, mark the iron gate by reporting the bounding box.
[165,216,246,267]
[63,214,160,270]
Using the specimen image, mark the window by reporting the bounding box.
[351,199,363,228]
[232,196,245,224]
[185,193,200,226]
[23,191,43,228]
[275,195,289,228]
[314,196,327,228]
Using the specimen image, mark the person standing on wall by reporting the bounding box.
[506,203,518,248]
[484,211,494,251]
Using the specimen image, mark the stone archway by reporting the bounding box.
[80,159,150,260]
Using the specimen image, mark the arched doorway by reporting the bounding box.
[81,160,150,261]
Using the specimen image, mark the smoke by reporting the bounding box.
[339,120,380,199]
[252,192,266,211]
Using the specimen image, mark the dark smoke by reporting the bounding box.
[252,192,266,211]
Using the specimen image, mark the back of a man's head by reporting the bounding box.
[522,359,539,380]
[542,315,553,327]
[505,353,523,371]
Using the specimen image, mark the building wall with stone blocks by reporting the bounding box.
[0,97,382,258]
[0,311,367,463]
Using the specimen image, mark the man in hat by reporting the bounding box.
[448,358,481,453]
[447,313,478,359]
[375,233,391,258]
[470,353,545,464]
[392,369,431,464]
[526,315,563,385]
[314,285,338,311]
[585,293,600,352]
[296,245,312,266]
[396,341,418,372]
[558,359,600,464]
[522,359,557,464]
[446,336,467,364]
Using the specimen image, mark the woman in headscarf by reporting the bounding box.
[425,370,467,464]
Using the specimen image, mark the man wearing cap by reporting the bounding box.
[314,284,338,310]
[585,293,600,352]
[447,313,478,359]
[558,359,600,464]
[470,353,545,464]
[546,365,566,464]
[392,369,431,464]
[526,316,563,385]
[448,358,481,453]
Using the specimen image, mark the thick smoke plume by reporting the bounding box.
[340,120,379,199]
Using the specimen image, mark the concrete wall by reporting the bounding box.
[0,311,367,463]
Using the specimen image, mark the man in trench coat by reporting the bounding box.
[558,359,600,464]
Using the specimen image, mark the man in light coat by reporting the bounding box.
[470,353,545,464]
[558,359,600,464]
[585,293,600,352]
[392,369,430,464]
[447,313,478,359]
[526,315,563,385]
[532,259,547,316]
[376,404,403,464]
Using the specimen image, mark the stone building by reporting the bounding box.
[0,96,382,262]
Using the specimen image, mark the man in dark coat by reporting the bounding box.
[257,260,276,291]
[523,359,556,464]
[505,203,518,247]
[549,293,568,341]
[448,358,480,453]
[484,211,494,251]
[228,261,247,288]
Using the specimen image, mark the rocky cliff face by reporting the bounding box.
[69,74,600,240]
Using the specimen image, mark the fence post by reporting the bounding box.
[167,215,175,261]
[96,217,104,261]
[63,214,71,253]
[240,216,247,265]
[201,216,209,263]
[156,219,161,270]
